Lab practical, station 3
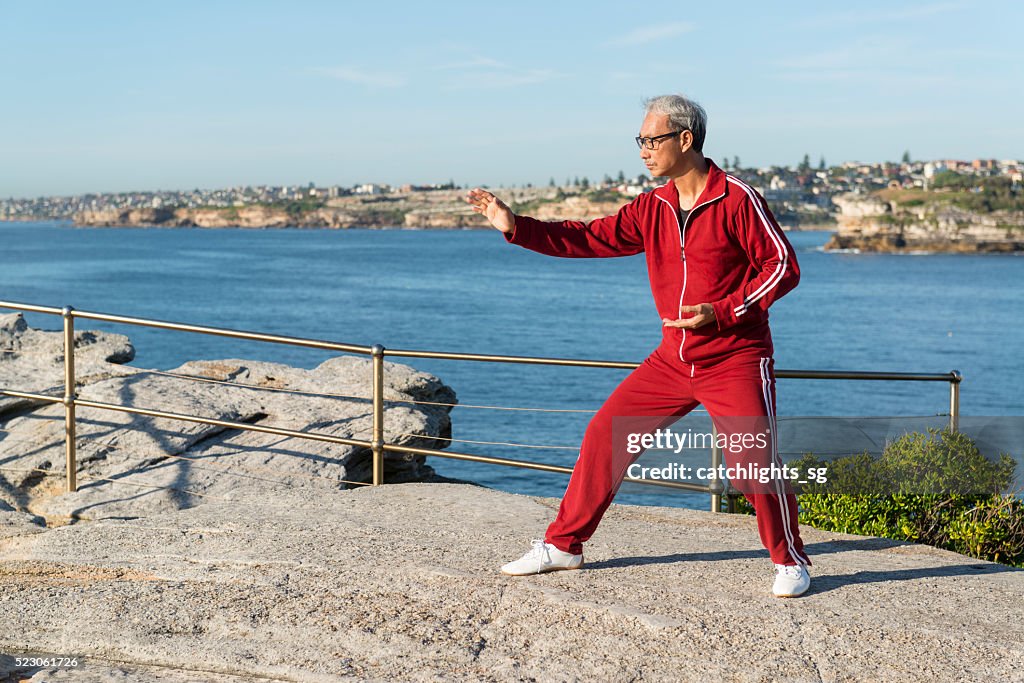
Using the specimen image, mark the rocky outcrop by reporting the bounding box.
[0,312,135,414]
[530,196,627,222]
[71,190,638,230]
[0,317,456,525]
[403,208,490,228]
[828,193,1024,253]
[73,206,402,229]
[402,196,630,229]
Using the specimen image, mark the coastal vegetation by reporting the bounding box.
[879,173,1024,213]
[507,190,566,215]
[269,197,328,216]
[737,430,1024,567]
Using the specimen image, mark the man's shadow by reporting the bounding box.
[583,538,1021,594]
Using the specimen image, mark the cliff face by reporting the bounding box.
[402,208,490,229]
[529,196,627,222]
[71,190,634,230]
[402,196,627,229]
[74,206,396,229]
[828,193,1024,253]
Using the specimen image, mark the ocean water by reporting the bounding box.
[1,221,1022,507]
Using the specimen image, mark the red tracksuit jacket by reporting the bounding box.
[506,159,800,366]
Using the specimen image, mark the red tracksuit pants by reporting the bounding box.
[545,346,811,566]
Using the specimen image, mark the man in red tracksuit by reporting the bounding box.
[467,94,811,597]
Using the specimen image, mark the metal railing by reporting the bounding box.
[0,299,962,512]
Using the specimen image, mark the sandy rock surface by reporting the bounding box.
[0,482,1021,682]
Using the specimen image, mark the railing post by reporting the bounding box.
[709,425,723,513]
[62,306,77,493]
[949,370,961,433]
[371,344,385,486]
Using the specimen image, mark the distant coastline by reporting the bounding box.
[8,159,1021,246]
[7,181,1023,253]
[65,189,630,230]
[25,189,832,232]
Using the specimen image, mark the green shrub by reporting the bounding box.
[731,429,1023,566]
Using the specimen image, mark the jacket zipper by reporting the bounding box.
[656,190,726,364]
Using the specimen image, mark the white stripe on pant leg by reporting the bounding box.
[761,357,805,566]
[765,358,808,565]
[762,358,804,565]
[760,358,800,565]
[759,358,794,560]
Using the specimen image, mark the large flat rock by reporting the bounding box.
[1,482,1020,682]
[0,312,135,415]
[2,314,457,523]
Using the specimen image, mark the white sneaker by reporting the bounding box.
[773,563,811,598]
[500,539,584,576]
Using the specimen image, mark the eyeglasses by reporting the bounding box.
[635,130,687,150]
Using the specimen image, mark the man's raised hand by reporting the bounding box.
[466,188,515,234]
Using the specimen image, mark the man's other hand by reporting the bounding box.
[662,304,717,329]
[466,188,515,234]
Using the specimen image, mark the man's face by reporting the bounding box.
[638,112,691,177]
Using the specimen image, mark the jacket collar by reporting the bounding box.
[652,157,727,210]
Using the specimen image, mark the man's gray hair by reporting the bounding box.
[644,94,707,153]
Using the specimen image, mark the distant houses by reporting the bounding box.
[2,158,1020,221]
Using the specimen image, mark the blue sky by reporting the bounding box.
[2,1,1021,197]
